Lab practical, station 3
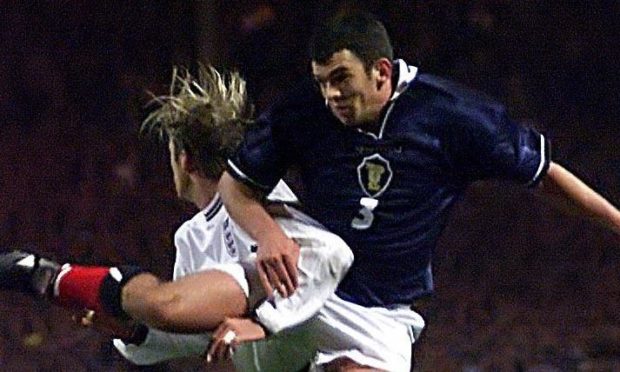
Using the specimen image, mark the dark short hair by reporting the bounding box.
[309,11,393,70]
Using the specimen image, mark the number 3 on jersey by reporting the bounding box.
[354,153,393,230]
[352,197,379,230]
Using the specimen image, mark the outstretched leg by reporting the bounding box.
[0,250,247,333]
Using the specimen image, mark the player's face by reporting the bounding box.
[312,49,389,127]
[168,140,191,201]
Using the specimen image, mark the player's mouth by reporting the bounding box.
[334,105,351,114]
[330,99,352,114]
[332,105,353,119]
[331,105,357,125]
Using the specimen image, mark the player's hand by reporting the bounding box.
[256,233,300,297]
[206,317,267,364]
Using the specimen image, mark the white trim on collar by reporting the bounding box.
[390,59,418,101]
[202,193,221,213]
[202,194,223,221]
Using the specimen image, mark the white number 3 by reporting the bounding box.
[351,197,379,230]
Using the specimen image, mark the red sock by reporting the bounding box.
[54,265,110,312]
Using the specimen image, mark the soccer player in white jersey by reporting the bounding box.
[0,65,353,370]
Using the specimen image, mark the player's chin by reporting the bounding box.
[336,114,359,127]
[342,119,364,128]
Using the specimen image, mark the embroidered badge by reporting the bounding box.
[222,217,237,256]
[357,153,393,198]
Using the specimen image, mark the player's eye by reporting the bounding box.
[330,73,349,85]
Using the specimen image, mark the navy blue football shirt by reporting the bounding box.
[228,60,550,307]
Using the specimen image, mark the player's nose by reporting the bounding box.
[322,82,343,101]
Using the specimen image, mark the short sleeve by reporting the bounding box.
[445,103,551,187]
[172,225,191,279]
[227,116,289,193]
[228,79,324,193]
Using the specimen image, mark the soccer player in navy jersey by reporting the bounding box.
[220,11,620,371]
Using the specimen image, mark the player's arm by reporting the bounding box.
[219,171,299,297]
[536,161,620,235]
[446,101,620,235]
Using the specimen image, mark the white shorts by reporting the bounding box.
[311,294,426,372]
[215,209,355,333]
[218,211,423,371]
[209,262,250,297]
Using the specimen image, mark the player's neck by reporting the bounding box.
[361,88,392,136]
[191,177,219,210]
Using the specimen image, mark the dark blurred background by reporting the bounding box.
[0,1,619,371]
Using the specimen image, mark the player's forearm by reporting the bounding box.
[539,162,620,234]
[219,171,289,245]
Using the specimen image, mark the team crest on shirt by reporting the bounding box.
[223,217,237,256]
[357,153,393,198]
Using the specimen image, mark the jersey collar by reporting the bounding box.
[390,59,418,101]
[203,194,223,221]
[357,60,418,139]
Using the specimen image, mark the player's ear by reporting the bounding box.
[373,58,392,89]
[180,151,197,173]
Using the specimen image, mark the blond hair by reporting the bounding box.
[143,64,253,179]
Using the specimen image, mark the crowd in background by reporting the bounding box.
[0,1,618,370]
